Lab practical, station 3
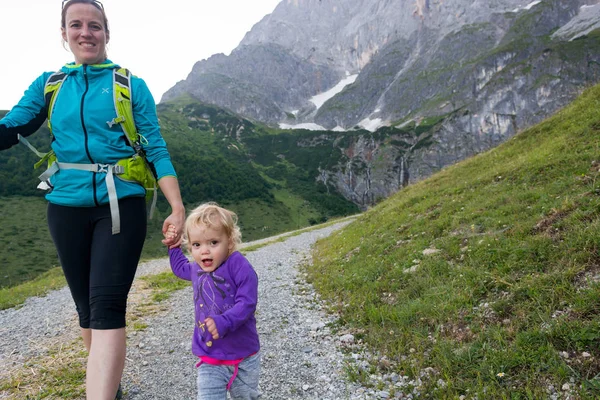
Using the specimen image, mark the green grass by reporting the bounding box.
[139,271,191,302]
[271,188,322,228]
[0,267,65,310]
[304,83,600,398]
[1,340,87,398]
[0,196,61,288]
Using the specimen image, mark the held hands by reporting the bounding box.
[204,317,220,340]
[162,209,185,249]
[163,224,182,249]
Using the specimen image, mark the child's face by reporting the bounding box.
[188,224,233,273]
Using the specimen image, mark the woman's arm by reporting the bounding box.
[0,72,52,151]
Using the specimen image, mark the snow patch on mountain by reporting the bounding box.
[310,73,358,110]
[511,0,542,12]
[279,122,327,131]
[358,117,385,132]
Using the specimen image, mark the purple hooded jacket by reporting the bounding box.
[169,248,260,360]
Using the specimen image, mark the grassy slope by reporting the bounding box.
[306,84,600,398]
[0,196,59,286]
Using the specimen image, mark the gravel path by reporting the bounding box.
[1,219,387,400]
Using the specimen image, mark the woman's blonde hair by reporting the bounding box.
[184,202,242,252]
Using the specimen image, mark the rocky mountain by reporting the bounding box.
[162,0,600,208]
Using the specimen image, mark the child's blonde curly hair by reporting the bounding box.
[183,202,242,252]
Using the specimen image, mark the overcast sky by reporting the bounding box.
[0,0,281,110]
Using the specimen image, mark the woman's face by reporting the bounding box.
[61,3,109,65]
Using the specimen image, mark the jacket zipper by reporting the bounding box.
[80,65,99,206]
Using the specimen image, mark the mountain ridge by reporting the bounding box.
[161,0,600,208]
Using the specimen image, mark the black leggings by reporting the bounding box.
[47,197,147,330]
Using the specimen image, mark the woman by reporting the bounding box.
[0,1,184,398]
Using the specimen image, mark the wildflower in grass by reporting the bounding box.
[496,372,505,378]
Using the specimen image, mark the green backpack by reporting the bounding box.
[19,67,157,234]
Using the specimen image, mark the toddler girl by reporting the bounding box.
[166,202,260,399]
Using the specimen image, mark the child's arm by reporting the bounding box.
[164,224,192,280]
[168,247,193,281]
[211,256,258,338]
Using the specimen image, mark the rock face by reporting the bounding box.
[162,0,600,209]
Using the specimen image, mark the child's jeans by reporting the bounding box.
[197,352,261,400]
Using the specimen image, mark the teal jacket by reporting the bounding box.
[0,60,176,207]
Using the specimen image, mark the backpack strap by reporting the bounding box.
[16,71,65,188]
[44,71,68,135]
[110,68,139,147]
[110,67,158,218]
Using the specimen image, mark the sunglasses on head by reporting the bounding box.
[61,0,104,10]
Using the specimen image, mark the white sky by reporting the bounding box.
[0,0,282,110]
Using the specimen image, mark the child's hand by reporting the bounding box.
[163,224,182,249]
[164,224,177,239]
[204,317,220,340]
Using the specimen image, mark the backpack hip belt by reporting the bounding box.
[49,161,125,235]
[19,132,156,234]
